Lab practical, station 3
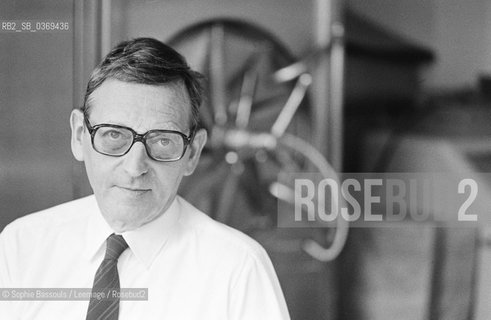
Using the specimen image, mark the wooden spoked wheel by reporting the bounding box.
[169,19,347,262]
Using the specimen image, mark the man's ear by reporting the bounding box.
[70,109,85,162]
[183,128,207,176]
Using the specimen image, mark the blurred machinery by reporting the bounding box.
[169,18,347,263]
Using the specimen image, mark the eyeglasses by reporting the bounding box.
[84,116,195,162]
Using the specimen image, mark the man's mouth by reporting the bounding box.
[116,186,151,194]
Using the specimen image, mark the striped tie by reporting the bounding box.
[86,234,129,320]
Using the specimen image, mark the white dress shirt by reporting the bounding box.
[0,195,290,319]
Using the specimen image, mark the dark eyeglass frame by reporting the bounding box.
[83,116,196,162]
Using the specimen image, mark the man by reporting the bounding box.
[0,38,290,319]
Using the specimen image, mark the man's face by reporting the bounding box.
[70,79,206,232]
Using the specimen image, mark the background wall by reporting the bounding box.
[348,0,491,91]
[0,0,74,229]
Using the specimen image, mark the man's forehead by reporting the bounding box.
[86,79,191,123]
[88,78,189,105]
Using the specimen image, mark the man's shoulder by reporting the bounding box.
[1,195,96,236]
[177,196,267,260]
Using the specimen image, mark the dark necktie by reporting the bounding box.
[86,234,129,320]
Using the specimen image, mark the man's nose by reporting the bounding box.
[122,141,149,177]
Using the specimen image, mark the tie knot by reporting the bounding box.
[104,234,129,260]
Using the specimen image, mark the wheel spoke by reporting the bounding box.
[209,23,228,126]
[235,68,258,129]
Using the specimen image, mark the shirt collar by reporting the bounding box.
[84,195,181,269]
